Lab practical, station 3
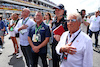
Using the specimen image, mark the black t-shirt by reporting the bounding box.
[52,17,68,31]
[52,17,68,46]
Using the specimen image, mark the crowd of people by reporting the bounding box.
[0,3,100,67]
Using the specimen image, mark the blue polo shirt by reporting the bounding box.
[0,20,5,30]
[28,22,51,53]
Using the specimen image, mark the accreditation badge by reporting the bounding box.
[20,29,27,35]
[32,34,38,42]
[94,18,96,21]
[10,27,13,31]
[37,33,41,42]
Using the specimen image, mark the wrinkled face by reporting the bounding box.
[35,12,43,23]
[67,15,81,33]
[55,9,64,17]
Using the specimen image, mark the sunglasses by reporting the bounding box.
[67,19,76,23]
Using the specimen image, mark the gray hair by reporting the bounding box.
[68,13,82,23]
[35,11,44,17]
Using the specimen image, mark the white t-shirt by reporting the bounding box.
[89,15,100,32]
[9,20,16,37]
[81,17,89,33]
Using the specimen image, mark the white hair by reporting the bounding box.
[67,13,82,23]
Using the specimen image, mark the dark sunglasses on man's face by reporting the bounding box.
[67,19,76,23]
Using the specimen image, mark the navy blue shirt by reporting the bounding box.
[0,20,5,30]
[28,22,51,53]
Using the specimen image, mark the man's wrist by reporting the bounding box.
[60,47,63,53]
[18,28,22,31]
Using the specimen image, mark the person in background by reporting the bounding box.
[44,12,52,61]
[51,4,68,67]
[86,15,91,34]
[0,17,5,44]
[56,13,93,67]
[89,11,100,49]
[80,9,89,34]
[3,18,8,35]
[98,10,100,34]
[12,13,23,59]
[0,16,5,53]
[8,13,19,55]
[14,8,35,67]
[28,11,51,67]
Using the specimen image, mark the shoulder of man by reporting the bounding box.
[31,24,36,28]
[80,31,92,41]
[42,21,49,27]
[29,24,36,31]
[28,18,35,24]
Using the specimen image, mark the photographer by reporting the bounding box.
[80,9,89,34]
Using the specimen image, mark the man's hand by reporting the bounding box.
[18,25,28,31]
[1,29,5,31]
[21,25,28,29]
[61,43,76,55]
[32,46,40,53]
[54,35,60,41]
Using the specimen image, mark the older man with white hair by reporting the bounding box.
[56,13,93,67]
[14,8,35,67]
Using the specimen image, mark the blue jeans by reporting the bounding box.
[89,29,99,47]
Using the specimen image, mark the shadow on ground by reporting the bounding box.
[8,55,25,67]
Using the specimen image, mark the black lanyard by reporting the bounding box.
[69,30,81,43]
[61,30,81,62]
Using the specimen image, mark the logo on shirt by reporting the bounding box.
[77,40,79,42]
[41,27,45,30]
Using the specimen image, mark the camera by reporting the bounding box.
[76,9,86,18]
